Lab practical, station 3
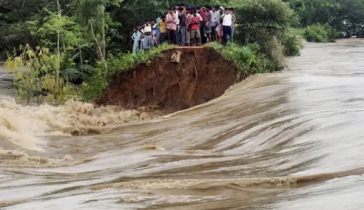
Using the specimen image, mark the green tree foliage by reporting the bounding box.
[0,0,72,59]
[1,0,305,103]
[289,0,364,37]
[4,45,76,104]
[234,0,298,45]
[233,0,299,65]
[28,9,83,54]
[71,0,123,62]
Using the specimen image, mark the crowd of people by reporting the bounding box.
[132,5,235,54]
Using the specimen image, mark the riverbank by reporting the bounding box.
[95,47,238,114]
[95,42,283,114]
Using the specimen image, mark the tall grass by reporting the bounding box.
[290,28,305,37]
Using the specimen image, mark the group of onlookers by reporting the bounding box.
[132,5,235,54]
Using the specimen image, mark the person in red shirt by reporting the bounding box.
[189,10,201,46]
[166,8,177,44]
[186,9,192,46]
[198,7,206,22]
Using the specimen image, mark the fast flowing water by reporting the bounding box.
[1,40,364,209]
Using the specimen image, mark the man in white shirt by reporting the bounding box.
[222,8,232,46]
[142,20,154,49]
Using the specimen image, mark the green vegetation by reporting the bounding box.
[0,0,226,60]
[205,42,282,81]
[1,0,229,103]
[290,28,305,37]
[289,0,364,38]
[233,0,302,56]
[5,45,80,104]
[281,34,303,56]
[231,0,301,65]
[3,0,342,104]
[303,23,340,42]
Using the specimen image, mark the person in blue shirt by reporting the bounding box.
[151,20,158,45]
[131,27,138,42]
[155,14,163,44]
[131,27,138,53]
[133,26,142,54]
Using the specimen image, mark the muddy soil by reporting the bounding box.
[96,48,238,113]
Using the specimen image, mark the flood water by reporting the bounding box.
[1,40,364,209]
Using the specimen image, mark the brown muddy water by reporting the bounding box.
[1,40,364,209]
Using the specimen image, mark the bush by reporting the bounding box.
[281,33,303,56]
[267,37,285,70]
[205,42,283,81]
[82,67,106,101]
[304,24,340,42]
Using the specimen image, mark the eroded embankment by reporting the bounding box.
[96,48,238,113]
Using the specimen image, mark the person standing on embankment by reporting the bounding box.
[211,6,219,41]
[178,7,187,46]
[222,8,232,46]
[142,20,154,49]
[204,6,213,42]
[166,8,177,44]
[189,10,201,46]
[155,15,167,44]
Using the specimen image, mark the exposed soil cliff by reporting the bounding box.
[95,48,238,113]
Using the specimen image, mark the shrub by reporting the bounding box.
[82,67,106,101]
[5,45,75,104]
[267,37,285,70]
[281,33,303,56]
[304,24,340,42]
[205,42,282,81]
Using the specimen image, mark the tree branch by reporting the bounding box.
[89,20,104,61]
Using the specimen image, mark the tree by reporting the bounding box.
[289,0,364,37]
[234,0,298,45]
[5,45,64,103]
[70,0,124,84]
[0,0,72,59]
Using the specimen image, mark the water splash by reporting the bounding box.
[0,100,151,150]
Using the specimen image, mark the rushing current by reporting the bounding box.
[1,40,364,209]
